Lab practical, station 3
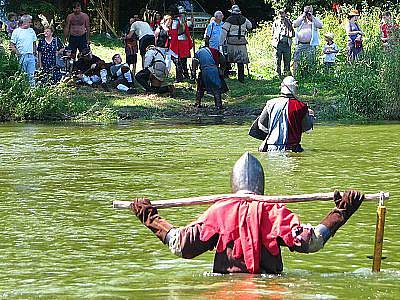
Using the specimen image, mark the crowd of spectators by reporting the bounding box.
[1,2,399,105]
[272,6,399,78]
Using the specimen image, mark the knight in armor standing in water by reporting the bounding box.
[169,5,193,82]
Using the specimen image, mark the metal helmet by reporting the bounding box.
[280,76,298,96]
[230,152,265,195]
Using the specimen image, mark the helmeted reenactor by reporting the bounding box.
[169,5,193,82]
[219,5,252,83]
[249,76,314,152]
[130,152,365,274]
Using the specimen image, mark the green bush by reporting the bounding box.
[0,47,116,121]
[317,5,400,119]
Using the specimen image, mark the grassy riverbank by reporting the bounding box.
[1,5,400,121]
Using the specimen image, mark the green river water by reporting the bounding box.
[0,119,399,299]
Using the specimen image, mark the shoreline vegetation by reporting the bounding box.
[1,6,400,122]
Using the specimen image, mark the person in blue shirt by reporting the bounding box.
[205,11,224,50]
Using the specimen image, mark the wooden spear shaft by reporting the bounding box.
[112,192,389,209]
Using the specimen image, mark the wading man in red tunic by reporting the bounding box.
[131,152,364,274]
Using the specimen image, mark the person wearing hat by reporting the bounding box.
[323,32,339,68]
[73,47,110,91]
[219,4,252,83]
[205,11,224,51]
[271,9,295,77]
[129,151,365,274]
[135,45,175,96]
[248,76,315,152]
[346,9,364,61]
[293,5,323,75]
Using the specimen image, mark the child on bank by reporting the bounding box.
[323,32,339,68]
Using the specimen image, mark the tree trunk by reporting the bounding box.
[112,0,120,30]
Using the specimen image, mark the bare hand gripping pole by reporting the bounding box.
[112,191,389,209]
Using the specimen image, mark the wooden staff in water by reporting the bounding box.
[116,152,383,275]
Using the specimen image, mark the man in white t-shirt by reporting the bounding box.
[126,16,155,68]
[10,14,37,86]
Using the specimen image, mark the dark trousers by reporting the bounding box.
[237,63,245,82]
[68,34,88,58]
[173,57,189,82]
[135,68,169,93]
[276,41,291,76]
[195,72,223,109]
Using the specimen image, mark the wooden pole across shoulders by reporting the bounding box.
[112,191,390,210]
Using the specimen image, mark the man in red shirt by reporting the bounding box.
[131,152,364,274]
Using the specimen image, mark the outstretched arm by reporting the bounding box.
[131,199,217,259]
[284,190,364,253]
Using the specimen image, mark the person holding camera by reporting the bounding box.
[293,5,323,75]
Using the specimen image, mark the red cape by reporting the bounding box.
[192,198,300,273]
[169,20,193,58]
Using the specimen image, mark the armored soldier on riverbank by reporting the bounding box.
[193,46,228,109]
[219,5,252,83]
